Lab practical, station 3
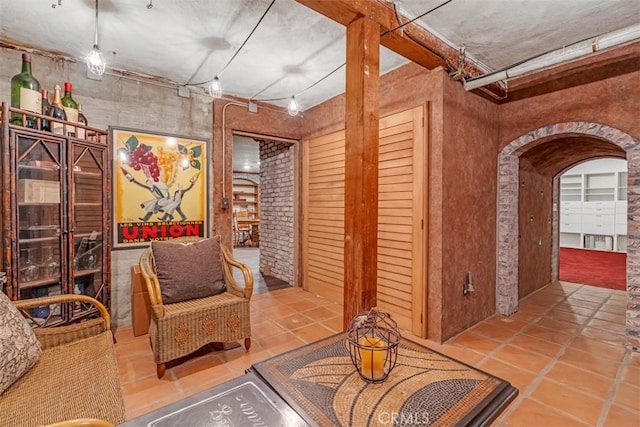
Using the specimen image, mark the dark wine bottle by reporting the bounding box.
[10,53,41,128]
[41,89,51,132]
[49,85,67,135]
[61,82,78,137]
[77,103,88,139]
[74,237,89,271]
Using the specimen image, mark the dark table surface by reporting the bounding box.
[119,371,309,426]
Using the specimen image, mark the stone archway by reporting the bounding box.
[496,122,640,348]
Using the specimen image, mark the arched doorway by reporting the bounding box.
[496,122,639,348]
[553,158,628,286]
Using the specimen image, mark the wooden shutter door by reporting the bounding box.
[377,106,425,333]
[302,106,425,335]
[302,130,346,304]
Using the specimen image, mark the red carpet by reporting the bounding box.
[559,247,626,291]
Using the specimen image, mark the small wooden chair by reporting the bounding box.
[233,211,252,246]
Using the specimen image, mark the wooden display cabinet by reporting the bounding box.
[1,103,111,325]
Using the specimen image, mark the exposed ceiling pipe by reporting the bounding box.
[464,24,640,91]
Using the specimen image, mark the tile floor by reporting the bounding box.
[114,280,639,426]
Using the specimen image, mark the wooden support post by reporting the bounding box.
[343,16,380,328]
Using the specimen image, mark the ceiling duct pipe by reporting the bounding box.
[464,24,640,91]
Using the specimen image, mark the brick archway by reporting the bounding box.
[497,122,640,348]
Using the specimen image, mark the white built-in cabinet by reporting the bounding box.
[559,159,627,252]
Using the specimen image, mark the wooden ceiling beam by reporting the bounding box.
[296,0,507,100]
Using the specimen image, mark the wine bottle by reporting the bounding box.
[74,237,89,271]
[120,166,135,182]
[10,53,41,128]
[61,81,78,137]
[41,89,51,132]
[77,103,88,139]
[49,85,67,135]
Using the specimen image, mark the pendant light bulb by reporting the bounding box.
[287,96,299,116]
[86,0,105,76]
[208,76,222,98]
[86,44,106,76]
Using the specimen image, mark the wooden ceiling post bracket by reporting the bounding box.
[343,15,380,328]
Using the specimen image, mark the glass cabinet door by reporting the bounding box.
[16,134,63,322]
[70,144,106,318]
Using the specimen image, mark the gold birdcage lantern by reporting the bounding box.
[346,308,401,383]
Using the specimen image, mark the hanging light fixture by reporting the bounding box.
[287,96,299,116]
[86,0,106,76]
[207,76,222,98]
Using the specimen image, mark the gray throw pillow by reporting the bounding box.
[0,291,42,395]
[151,237,226,304]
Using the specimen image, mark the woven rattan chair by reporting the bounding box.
[139,243,254,379]
[0,295,125,426]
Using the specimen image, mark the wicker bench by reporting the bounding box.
[0,295,126,426]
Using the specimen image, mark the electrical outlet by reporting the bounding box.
[221,197,229,210]
[463,272,475,296]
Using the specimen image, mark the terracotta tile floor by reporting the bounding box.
[114,281,640,425]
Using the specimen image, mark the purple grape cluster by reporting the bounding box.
[128,144,160,182]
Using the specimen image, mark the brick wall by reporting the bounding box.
[258,140,294,283]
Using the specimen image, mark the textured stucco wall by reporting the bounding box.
[499,70,640,148]
[439,75,500,341]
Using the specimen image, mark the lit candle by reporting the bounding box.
[359,336,387,381]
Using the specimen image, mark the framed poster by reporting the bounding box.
[111,127,209,248]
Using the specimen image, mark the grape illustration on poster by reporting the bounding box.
[112,128,209,248]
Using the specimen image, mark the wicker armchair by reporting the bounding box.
[139,243,254,379]
[0,295,125,426]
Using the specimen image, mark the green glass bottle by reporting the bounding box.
[10,53,42,128]
[61,81,78,137]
